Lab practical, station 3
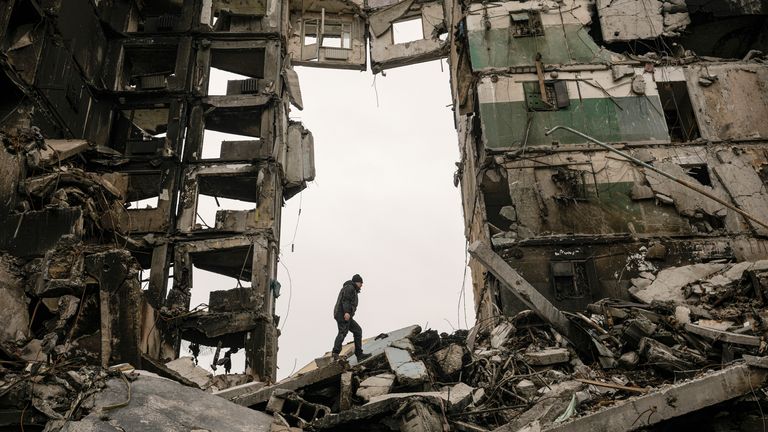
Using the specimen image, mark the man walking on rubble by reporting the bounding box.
[332,274,371,361]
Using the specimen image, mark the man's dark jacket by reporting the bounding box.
[333,280,359,320]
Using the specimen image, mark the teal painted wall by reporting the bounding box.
[479,96,670,148]
[468,25,609,69]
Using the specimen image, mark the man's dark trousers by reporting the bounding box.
[333,318,362,356]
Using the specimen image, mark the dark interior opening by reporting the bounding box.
[3,0,42,49]
[657,81,699,142]
[211,48,266,79]
[0,74,26,126]
[121,45,179,90]
[481,168,513,230]
[550,260,592,300]
[682,164,712,186]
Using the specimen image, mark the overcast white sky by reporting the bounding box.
[190,58,472,380]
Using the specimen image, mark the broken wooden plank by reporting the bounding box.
[468,241,599,359]
[230,359,348,406]
[684,323,762,346]
[543,362,768,431]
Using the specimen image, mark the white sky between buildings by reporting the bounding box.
[187,55,472,380]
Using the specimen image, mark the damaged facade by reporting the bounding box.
[0,0,315,410]
[2,0,768,429]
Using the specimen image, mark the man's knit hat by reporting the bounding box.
[352,274,363,283]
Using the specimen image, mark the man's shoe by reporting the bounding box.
[331,353,340,361]
[356,352,372,362]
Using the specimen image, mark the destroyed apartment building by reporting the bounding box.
[2,0,768,430]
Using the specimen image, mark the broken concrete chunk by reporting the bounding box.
[395,361,430,386]
[516,379,537,399]
[629,263,726,304]
[499,380,584,431]
[267,389,331,425]
[339,372,354,412]
[347,325,421,366]
[433,343,464,376]
[663,12,691,33]
[618,351,640,369]
[164,357,213,389]
[499,206,518,223]
[26,139,89,168]
[213,380,266,401]
[61,373,274,432]
[357,373,396,401]
[684,323,761,346]
[542,364,767,432]
[695,319,733,331]
[391,338,415,351]
[645,243,667,260]
[446,382,475,412]
[20,339,44,362]
[209,288,260,313]
[611,65,635,81]
[630,184,655,200]
[674,306,691,324]
[524,348,570,366]
[385,346,413,370]
[398,400,444,432]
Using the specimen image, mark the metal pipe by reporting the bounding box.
[544,125,768,231]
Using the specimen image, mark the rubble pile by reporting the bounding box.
[214,259,768,431]
[4,252,768,430]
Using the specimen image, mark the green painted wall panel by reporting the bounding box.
[479,96,669,148]
[541,182,692,235]
[468,25,609,70]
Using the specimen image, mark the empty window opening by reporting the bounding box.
[124,172,163,206]
[550,260,591,300]
[139,3,183,32]
[0,75,25,125]
[208,67,251,96]
[322,23,352,48]
[202,105,264,147]
[202,129,259,159]
[211,48,266,79]
[128,196,160,209]
[483,169,514,230]
[139,265,174,294]
[682,164,712,186]
[524,81,569,111]
[510,11,544,37]
[393,17,424,44]
[657,81,700,142]
[114,107,170,155]
[196,195,255,230]
[120,46,178,91]
[180,339,247,375]
[303,19,319,46]
[4,1,42,49]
